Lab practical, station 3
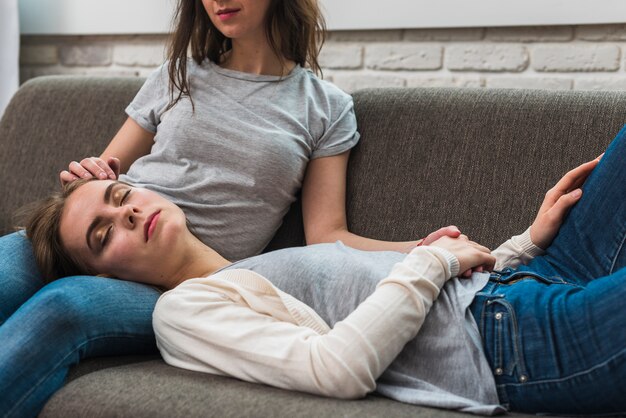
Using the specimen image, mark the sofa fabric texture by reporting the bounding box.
[1,76,625,417]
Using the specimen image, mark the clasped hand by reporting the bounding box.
[418,226,494,277]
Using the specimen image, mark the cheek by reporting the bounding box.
[98,234,141,277]
[202,1,214,20]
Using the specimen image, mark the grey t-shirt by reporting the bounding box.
[221,242,503,415]
[121,60,359,261]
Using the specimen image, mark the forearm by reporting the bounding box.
[100,117,155,174]
[307,228,419,253]
[154,247,458,399]
[310,246,458,396]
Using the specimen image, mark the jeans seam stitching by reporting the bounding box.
[7,333,153,416]
[609,228,626,274]
[491,299,527,378]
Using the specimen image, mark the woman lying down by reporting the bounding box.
[23,128,626,415]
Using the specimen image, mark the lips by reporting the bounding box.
[216,8,240,20]
[144,211,161,242]
[217,7,240,15]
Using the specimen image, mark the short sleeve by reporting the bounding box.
[311,98,360,159]
[125,64,170,133]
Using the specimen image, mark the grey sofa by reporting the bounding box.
[1,76,625,417]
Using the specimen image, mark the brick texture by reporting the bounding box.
[330,72,405,92]
[330,30,402,42]
[576,24,626,41]
[365,44,442,70]
[486,26,574,42]
[532,45,620,72]
[114,44,166,67]
[17,24,626,92]
[446,45,528,72]
[404,28,484,41]
[319,44,363,69]
[60,45,112,67]
[20,45,58,65]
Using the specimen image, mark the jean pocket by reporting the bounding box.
[484,298,529,384]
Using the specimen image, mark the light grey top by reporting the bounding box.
[221,242,503,415]
[121,60,359,260]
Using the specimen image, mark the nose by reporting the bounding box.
[117,205,139,229]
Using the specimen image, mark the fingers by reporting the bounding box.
[465,241,495,273]
[547,188,583,220]
[460,254,494,278]
[59,170,79,186]
[540,158,598,211]
[80,157,114,180]
[459,235,490,253]
[430,234,494,277]
[68,160,91,179]
[463,266,483,278]
[439,225,461,239]
[553,158,600,194]
[421,225,461,246]
[94,157,117,180]
[107,157,121,179]
[481,253,496,273]
[66,157,118,183]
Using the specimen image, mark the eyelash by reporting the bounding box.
[101,189,132,248]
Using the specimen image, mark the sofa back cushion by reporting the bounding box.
[268,88,626,250]
[0,76,144,234]
[1,78,625,252]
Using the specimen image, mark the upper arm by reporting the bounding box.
[100,117,155,174]
[301,151,350,245]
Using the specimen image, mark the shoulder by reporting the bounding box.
[153,278,220,318]
[154,270,275,313]
[296,68,353,110]
[144,61,169,82]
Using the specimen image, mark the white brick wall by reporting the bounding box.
[445,44,528,72]
[365,44,442,70]
[19,24,626,92]
[532,44,621,72]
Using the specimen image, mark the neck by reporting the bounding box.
[220,37,295,76]
[164,234,231,290]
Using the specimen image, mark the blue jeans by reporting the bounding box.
[470,125,626,415]
[0,233,160,417]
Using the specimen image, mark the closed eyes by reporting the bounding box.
[100,188,132,248]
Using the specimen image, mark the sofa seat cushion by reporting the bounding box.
[41,359,500,418]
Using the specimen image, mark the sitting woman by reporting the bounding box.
[22,127,626,416]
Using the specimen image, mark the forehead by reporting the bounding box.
[66,180,114,213]
[59,180,115,245]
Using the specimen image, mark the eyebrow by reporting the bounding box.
[85,181,120,251]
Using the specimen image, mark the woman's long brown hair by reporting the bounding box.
[166,0,326,109]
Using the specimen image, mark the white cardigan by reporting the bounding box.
[153,230,541,399]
